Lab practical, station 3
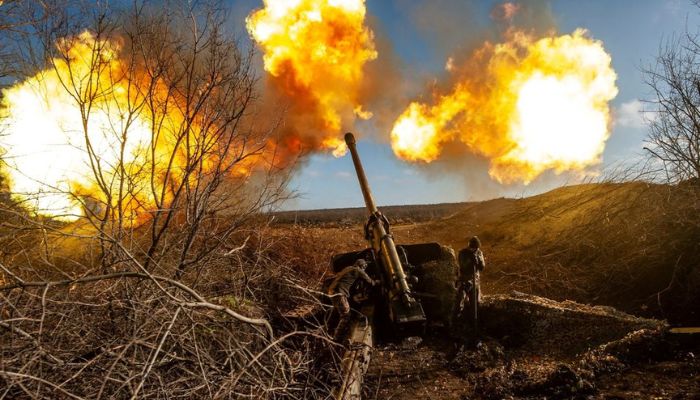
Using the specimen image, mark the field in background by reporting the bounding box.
[273,182,700,325]
[270,202,473,226]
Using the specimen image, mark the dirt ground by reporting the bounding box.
[362,294,699,400]
[365,341,699,399]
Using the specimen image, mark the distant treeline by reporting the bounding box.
[269,202,472,226]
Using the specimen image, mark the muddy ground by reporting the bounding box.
[363,293,699,399]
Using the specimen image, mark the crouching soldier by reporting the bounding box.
[327,259,378,340]
[450,236,486,334]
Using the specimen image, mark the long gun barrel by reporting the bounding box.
[344,133,419,310]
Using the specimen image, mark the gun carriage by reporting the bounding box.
[326,132,458,337]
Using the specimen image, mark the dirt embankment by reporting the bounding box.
[365,293,698,400]
[431,182,700,325]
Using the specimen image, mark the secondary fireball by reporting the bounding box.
[391,29,618,184]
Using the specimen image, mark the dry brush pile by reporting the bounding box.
[0,1,344,398]
[0,205,346,399]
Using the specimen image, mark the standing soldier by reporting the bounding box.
[327,259,378,340]
[450,236,486,335]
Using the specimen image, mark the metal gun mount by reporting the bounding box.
[328,133,459,398]
[342,132,426,332]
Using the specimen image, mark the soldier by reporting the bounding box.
[450,236,486,332]
[327,259,378,340]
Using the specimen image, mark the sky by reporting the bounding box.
[4,0,697,211]
[212,1,699,210]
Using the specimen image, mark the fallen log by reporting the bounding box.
[334,308,374,400]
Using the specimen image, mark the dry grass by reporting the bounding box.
[403,182,700,325]
[271,181,700,325]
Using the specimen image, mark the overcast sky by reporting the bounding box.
[233,0,700,210]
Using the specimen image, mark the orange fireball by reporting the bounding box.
[0,32,153,219]
[391,29,618,184]
[246,0,377,157]
[0,31,254,222]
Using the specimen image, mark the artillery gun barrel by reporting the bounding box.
[344,133,378,213]
[344,132,415,305]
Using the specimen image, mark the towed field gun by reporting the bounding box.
[326,132,457,337]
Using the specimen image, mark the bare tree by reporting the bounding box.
[0,0,24,85]
[0,1,340,398]
[3,0,293,275]
[644,26,700,183]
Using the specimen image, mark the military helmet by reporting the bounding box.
[355,259,368,268]
[468,236,481,249]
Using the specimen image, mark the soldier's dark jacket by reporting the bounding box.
[328,266,373,296]
[457,248,485,281]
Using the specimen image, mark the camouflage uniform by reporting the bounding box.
[450,240,485,329]
[328,260,374,339]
